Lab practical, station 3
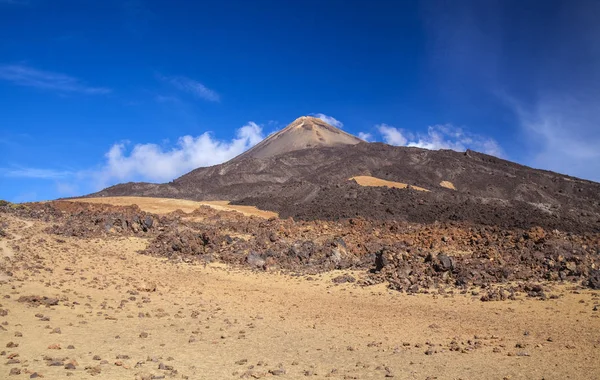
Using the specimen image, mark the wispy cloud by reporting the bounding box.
[376,123,503,157]
[510,95,600,181]
[0,64,111,94]
[1,167,75,179]
[313,113,343,128]
[422,1,600,181]
[158,74,220,102]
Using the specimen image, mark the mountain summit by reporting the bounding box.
[87,115,600,234]
[236,116,363,160]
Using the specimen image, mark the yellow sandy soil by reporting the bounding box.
[440,181,457,190]
[70,197,278,219]
[350,176,429,192]
[0,212,598,379]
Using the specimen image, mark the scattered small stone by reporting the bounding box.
[18,295,59,307]
[86,366,101,375]
[384,366,395,377]
[269,368,286,376]
[332,274,356,284]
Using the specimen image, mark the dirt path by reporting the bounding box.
[0,219,33,281]
[0,215,599,379]
[0,219,32,258]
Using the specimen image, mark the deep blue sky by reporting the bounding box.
[1,0,599,202]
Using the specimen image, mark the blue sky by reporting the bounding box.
[1,0,599,202]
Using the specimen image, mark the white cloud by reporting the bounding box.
[1,121,266,197]
[0,64,111,94]
[313,113,343,128]
[158,74,219,102]
[376,123,503,157]
[97,122,263,186]
[358,132,373,142]
[377,123,408,146]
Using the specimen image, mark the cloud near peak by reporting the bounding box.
[373,123,503,157]
[1,121,266,200]
[97,122,263,186]
[313,113,343,128]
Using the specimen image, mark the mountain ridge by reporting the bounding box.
[87,126,600,233]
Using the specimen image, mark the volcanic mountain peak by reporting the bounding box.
[236,115,363,160]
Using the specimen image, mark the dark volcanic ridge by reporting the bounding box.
[86,116,600,233]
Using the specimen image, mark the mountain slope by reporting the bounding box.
[87,116,600,232]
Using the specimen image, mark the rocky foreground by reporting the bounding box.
[3,200,599,295]
[0,199,599,379]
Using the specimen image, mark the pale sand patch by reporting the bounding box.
[440,180,457,190]
[70,196,277,218]
[350,175,429,192]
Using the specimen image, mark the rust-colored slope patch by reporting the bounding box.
[350,176,429,192]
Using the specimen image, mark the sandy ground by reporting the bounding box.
[350,176,429,192]
[439,181,456,190]
[70,197,278,219]
[1,211,599,379]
